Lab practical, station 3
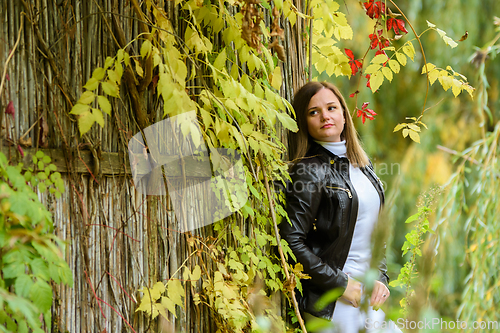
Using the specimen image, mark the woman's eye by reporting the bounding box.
[309,110,318,115]
[328,106,336,111]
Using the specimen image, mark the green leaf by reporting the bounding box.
[30,280,53,312]
[31,258,50,280]
[77,91,95,105]
[15,274,34,298]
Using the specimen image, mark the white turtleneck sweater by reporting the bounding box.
[313,141,400,333]
[316,140,381,279]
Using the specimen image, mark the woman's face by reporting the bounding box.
[306,88,345,142]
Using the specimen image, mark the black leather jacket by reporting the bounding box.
[280,142,389,319]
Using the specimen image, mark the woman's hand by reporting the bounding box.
[370,280,390,310]
[341,276,362,307]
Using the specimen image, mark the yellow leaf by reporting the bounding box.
[134,59,144,78]
[70,103,90,115]
[270,66,282,90]
[426,20,436,28]
[364,64,381,75]
[161,296,177,317]
[442,35,458,48]
[407,123,420,132]
[396,52,407,66]
[438,75,453,91]
[402,42,416,61]
[276,111,298,132]
[167,279,184,307]
[84,78,99,91]
[77,111,95,135]
[421,63,436,74]
[92,108,104,127]
[230,63,239,80]
[102,81,119,97]
[381,67,393,82]
[408,129,420,143]
[452,79,462,97]
[214,48,227,71]
[190,265,202,281]
[369,71,384,92]
[241,74,252,92]
[393,123,406,132]
[107,69,119,84]
[388,60,400,74]
[372,54,389,64]
[104,56,114,69]
[140,40,152,58]
[92,67,106,81]
[78,91,95,105]
[402,128,409,138]
[427,69,440,85]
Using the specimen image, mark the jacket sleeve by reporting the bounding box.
[279,165,348,293]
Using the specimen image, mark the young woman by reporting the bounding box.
[280,81,401,332]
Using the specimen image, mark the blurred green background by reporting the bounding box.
[317,0,500,330]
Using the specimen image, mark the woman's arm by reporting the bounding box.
[280,163,349,293]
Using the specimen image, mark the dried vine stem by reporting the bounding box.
[0,14,24,140]
[258,152,307,333]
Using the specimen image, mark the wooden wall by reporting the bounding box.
[0,0,307,331]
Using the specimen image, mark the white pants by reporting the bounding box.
[316,297,403,333]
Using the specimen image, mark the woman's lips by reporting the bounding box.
[322,124,333,128]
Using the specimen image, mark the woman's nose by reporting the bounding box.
[320,109,330,121]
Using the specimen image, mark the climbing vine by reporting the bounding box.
[64,0,477,331]
[0,152,71,333]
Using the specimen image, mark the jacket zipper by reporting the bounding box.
[326,186,352,198]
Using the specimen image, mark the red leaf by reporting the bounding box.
[396,19,408,34]
[5,101,14,116]
[369,33,379,50]
[349,91,359,98]
[387,18,394,32]
[364,0,385,19]
[6,74,9,81]
[365,74,371,89]
[345,48,355,60]
[17,144,24,158]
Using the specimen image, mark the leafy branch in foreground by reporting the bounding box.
[0,152,73,333]
[390,188,441,316]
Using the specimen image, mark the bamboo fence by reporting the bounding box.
[0,0,307,331]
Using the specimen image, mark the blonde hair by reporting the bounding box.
[288,81,369,167]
